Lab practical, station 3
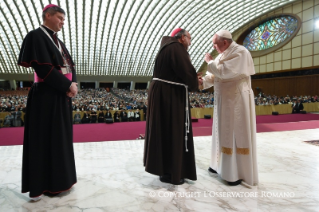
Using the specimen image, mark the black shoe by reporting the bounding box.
[159,175,171,184]
[173,178,185,185]
[43,191,61,197]
[159,176,185,185]
[227,180,242,186]
[208,167,217,174]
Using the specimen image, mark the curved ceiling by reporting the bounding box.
[0,0,297,76]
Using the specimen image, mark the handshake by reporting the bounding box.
[197,73,215,90]
[66,82,78,98]
[197,73,203,86]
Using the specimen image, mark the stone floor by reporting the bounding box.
[1,128,319,211]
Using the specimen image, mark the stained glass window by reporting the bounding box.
[243,16,299,51]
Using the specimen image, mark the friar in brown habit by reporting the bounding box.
[144,28,198,185]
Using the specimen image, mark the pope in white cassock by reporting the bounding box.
[199,29,258,186]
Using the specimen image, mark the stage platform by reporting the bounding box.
[0,129,319,211]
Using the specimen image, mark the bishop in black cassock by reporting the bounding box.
[17,4,77,199]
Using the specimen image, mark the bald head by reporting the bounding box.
[175,30,192,51]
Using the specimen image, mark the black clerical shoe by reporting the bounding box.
[43,191,61,197]
[159,175,185,185]
[208,167,217,174]
[159,175,171,184]
[227,180,242,186]
[173,178,185,185]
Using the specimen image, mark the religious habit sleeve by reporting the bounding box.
[170,43,198,91]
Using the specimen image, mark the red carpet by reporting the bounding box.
[0,114,318,146]
[256,120,319,133]
[256,113,319,123]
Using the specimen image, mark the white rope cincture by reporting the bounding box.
[153,78,189,152]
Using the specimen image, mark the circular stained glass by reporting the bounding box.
[243,15,299,51]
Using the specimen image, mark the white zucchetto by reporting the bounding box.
[216,29,232,39]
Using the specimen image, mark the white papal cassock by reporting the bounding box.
[202,41,258,186]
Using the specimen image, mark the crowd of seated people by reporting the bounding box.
[1,89,319,127]
[0,91,27,127]
[112,88,148,104]
[2,108,23,127]
[189,91,215,108]
[255,92,319,106]
[0,91,28,112]
[291,99,305,114]
[71,88,147,111]
[70,88,147,124]
[73,109,142,124]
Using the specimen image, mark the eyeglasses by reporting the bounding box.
[184,34,191,40]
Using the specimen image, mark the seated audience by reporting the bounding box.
[74,111,82,124]
[104,110,113,123]
[82,111,90,123]
[135,109,141,121]
[120,109,128,122]
[4,113,14,127]
[98,111,105,123]
[128,109,134,122]
[292,99,304,113]
[114,111,120,122]
[90,109,97,123]
[12,108,22,127]
[2,89,318,128]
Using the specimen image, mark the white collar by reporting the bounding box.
[42,24,57,35]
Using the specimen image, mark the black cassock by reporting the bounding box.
[18,26,77,197]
